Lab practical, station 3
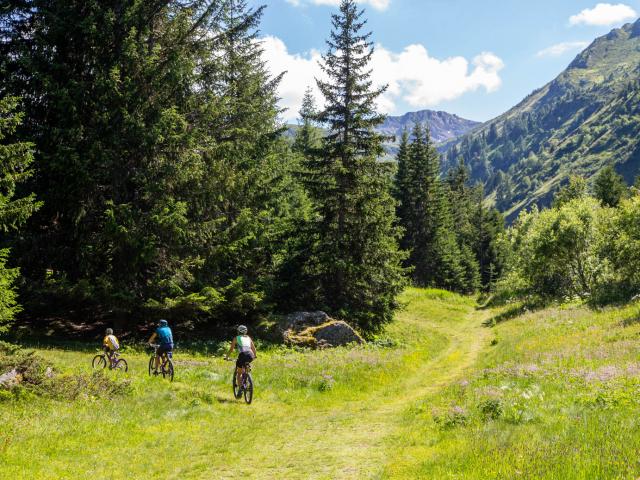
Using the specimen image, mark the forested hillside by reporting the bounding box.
[445,18,640,220]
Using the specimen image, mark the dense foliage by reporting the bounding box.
[0,97,40,334]
[499,175,640,303]
[0,0,308,329]
[395,126,504,293]
[0,0,417,334]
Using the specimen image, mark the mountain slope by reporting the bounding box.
[444,18,640,220]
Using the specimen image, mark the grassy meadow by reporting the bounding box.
[3,289,640,479]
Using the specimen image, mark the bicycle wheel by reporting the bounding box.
[232,368,242,399]
[92,354,107,370]
[243,374,253,404]
[148,356,155,376]
[114,358,128,372]
[162,358,174,382]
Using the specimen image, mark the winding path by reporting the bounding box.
[208,300,491,479]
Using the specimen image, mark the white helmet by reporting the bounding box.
[237,325,248,334]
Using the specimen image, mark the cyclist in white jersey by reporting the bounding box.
[225,325,257,388]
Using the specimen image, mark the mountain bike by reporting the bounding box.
[92,349,128,372]
[225,357,253,404]
[148,344,174,382]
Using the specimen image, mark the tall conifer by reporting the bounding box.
[306,0,405,332]
[0,97,41,333]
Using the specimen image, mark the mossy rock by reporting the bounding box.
[286,320,364,348]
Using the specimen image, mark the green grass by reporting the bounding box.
[382,300,640,479]
[0,288,469,479]
[4,289,640,478]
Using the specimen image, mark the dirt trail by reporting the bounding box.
[208,305,491,480]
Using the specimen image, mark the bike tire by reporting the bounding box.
[114,358,128,372]
[92,354,107,370]
[162,358,174,382]
[148,356,155,376]
[232,368,242,399]
[243,374,253,404]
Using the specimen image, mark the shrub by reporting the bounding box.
[502,198,611,299]
[434,406,469,429]
[478,398,503,420]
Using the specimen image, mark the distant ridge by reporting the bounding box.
[285,109,479,159]
[378,110,480,144]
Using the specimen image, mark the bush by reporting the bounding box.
[0,344,130,400]
[502,198,611,299]
[602,196,640,293]
[478,398,503,420]
[434,406,469,429]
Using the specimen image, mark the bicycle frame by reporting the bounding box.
[104,350,119,368]
[150,345,171,368]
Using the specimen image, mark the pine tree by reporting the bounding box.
[470,185,505,290]
[0,97,41,333]
[553,175,588,208]
[402,123,464,290]
[189,0,310,323]
[593,165,627,207]
[393,129,411,250]
[446,158,481,292]
[1,1,308,327]
[2,1,229,315]
[293,87,320,156]
[305,0,406,332]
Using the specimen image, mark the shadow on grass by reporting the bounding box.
[619,305,640,327]
[481,300,546,327]
[214,396,238,404]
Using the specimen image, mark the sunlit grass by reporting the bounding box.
[381,299,640,479]
[6,289,638,479]
[0,287,465,479]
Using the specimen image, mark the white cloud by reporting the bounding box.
[536,41,589,57]
[286,0,391,11]
[262,36,504,120]
[371,45,504,112]
[261,36,324,119]
[569,3,637,26]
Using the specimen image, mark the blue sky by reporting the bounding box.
[249,1,640,122]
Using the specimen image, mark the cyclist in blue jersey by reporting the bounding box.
[148,319,174,373]
[225,325,257,388]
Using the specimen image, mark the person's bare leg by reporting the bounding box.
[236,366,243,388]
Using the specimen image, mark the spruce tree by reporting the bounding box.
[470,185,505,290]
[293,87,321,156]
[403,123,464,290]
[1,1,308,327]
[306,0,406,332]
[446,158,481,292]
[0,97,41,333]
[1,1,229,315]
[593,165,627,207]
[190,0,309,323]
[393,129,411,250]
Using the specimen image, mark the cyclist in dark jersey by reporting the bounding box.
[225,325,256,388]
[148,319,174,373]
